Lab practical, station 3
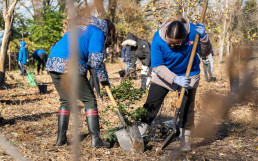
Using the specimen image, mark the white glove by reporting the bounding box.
[141,65,148,75]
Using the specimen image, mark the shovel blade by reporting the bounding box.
[128,125,144,152]
[116,125,144,153]
[116,129,132,151]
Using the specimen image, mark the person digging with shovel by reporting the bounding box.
[138,16,212,152]
[45,16,115,148]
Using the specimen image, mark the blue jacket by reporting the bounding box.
[121,46,131,62]
[46,16,109,82]
[0,30,4,50]
[33,49,46,57]
[151,23,200,76]
[18,41,28,65]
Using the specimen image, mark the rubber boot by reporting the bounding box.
[56,107,70,146]
[180,128,191,152]
[141,74,147,90]
[85,109,110,148]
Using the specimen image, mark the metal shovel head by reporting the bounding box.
[115,125,144,153]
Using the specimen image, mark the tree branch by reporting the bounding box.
[7,0,18,17]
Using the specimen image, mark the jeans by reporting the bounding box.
[125,62,130,73]
[203,63,213,81]
[18,61,26,76]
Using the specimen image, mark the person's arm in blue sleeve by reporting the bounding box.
[87,29,109,84]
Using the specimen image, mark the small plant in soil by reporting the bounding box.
[102,79,147,142]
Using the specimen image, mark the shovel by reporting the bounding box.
[6,72,14,80]
[104,86,144,152]
[161,0,209,150]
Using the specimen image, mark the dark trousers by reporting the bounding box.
[203,63,212,81]
[89,68,101,96]
[50,72,97,110]
[141,83,196,129]
[37,53,48,74]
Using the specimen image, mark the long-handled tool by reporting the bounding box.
[161,1,209,150]
[104,86,144,152]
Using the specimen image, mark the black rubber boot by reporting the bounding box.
[141,74,148,90]
[56,107,70,146]
[85,109,110,148]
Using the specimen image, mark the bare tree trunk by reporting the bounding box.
[108,0,117,62]
[226,33,230,56]
[218,0,228,63]
[94,0,105,15]
[0,0,18,86]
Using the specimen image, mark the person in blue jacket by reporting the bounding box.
[46,16,115,148]
[18,40,28,76]
[33,49,48,75]
[138,16,212,151]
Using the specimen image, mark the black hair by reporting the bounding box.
[166,21,187,39]
[104,19,116,42]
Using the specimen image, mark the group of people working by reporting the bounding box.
[2,15,214,151]
[44,15,213,151]
[16,40,48,76]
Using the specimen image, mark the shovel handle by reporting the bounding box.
[104,85,118,107]
[161,0,209,150]
[177,1,208,109]
[116,110,127,128]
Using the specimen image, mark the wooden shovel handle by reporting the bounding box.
[116,110,127,128]
[104,85,118,107]
[104,86,128,127]
[177,1,208,109]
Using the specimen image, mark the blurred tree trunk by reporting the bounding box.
[108,0,117,62]
[218,0,228,63]
[0,0,18,86]
[95,0,105,15]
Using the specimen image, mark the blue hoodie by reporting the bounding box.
[18,41,28,64]
[46,16,109,82]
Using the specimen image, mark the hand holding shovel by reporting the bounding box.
[161,1,209,150]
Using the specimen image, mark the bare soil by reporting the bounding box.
[0,55,257,161]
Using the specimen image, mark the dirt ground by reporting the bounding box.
[0,55,257,161]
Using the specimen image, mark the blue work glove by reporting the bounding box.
[195,23,207,41]
[174,76,191,87]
